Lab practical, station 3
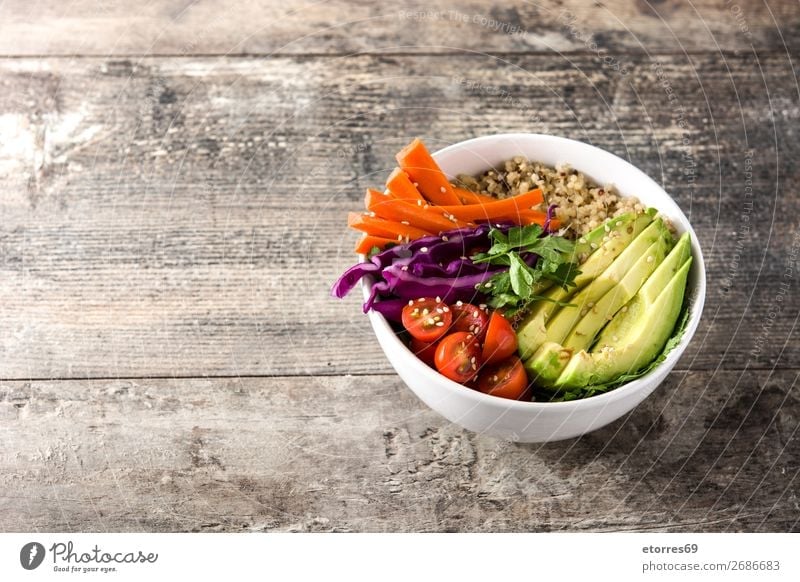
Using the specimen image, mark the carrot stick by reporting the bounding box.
[433,189,543,222]
[386,167,425,202]
[347,212,432,240]
[518,210,554,227]
[396,138,462,206]
[365,189,469,233]
[354,234,397,254]
[454,186,498,205]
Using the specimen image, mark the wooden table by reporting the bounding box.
[1,1,798,532]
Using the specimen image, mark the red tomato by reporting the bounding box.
[434,332,482,384]
[401,298,453,343]
[448,302,490,342]
[409,338,438,367]
[477,357,530,400]
[482,311,517,365]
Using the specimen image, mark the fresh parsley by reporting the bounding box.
[472,224,580,316]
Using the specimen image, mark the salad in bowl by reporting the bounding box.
[332,134,705,441]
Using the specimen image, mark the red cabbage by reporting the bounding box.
[332,222,512,316]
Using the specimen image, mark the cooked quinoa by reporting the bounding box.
[454,157,645,239]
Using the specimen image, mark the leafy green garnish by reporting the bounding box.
[472,224,580,316]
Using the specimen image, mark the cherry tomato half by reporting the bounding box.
[477,357,530,400]
[409,337,438,367]
[434,332,482,384]
[448,302,490,342]
[401,298,453,343]
[481,311,517,365]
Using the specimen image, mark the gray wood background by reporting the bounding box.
[0,0,797,532]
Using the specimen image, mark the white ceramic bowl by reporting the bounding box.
[365,134,706,442]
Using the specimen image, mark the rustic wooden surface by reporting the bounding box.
[0,1,798,532]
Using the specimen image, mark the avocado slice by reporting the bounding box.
[516,211,655,359]
[537,218,672,349]
[554,233,693,389]
[561,235,670,352]
[524,341,574,387]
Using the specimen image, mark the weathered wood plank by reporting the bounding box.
[0,0,797,56]
[0,371,797,532]
[0,54,797,378]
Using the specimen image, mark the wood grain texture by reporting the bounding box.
[0,0,798,56]
[1,372,797,532]
[0,54,797,379]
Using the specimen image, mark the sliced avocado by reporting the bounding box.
[516,211,654,360]
[562,235,670,351]
[524,341,574,387]
[554,234,693,389]
[572,208,656,264]
[539,218,671,348]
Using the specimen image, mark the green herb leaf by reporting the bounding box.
[473,225,580,315]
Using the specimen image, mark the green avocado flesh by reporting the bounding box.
[518,213,693,392]
[516,210,655,360]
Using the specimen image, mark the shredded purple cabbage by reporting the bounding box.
[332,223,505,315]
[332,216,555,318]
[543,203,558,234]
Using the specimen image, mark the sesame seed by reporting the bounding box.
[590,243,598,249]
[646,255,654,263]
[612,335,619,342]
[473,311,479,318]
[401,220,410,225]
[420,247,428,252]
[479,304,487,310]
[435,296,441,303]
[413,182,419,187]
[435,321,445,327]
[417,200,423,206]
[456,301,463,307]
[440,186,446,193]
[441,236,449,241]
[368,211,376,217]
[579,238,587,244]
[621,306,628,312]
[442,306,450,312]
[408,300,414,306]
[422,308,429,316]
[604,224,611,232]
[401,265,409,271]
[397,235,403,241]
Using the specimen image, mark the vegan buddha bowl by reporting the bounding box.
[332,134,705,442]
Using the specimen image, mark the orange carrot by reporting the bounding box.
[434,189,544,222]
[519,210,555,228]
[354,234,397,254]
[347,212,432,240]
[386,167,425,202]
[454,186,498,205]
[396,138,462,206]
[365,189,469,233]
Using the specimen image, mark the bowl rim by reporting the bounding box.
[363,132,707,410]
